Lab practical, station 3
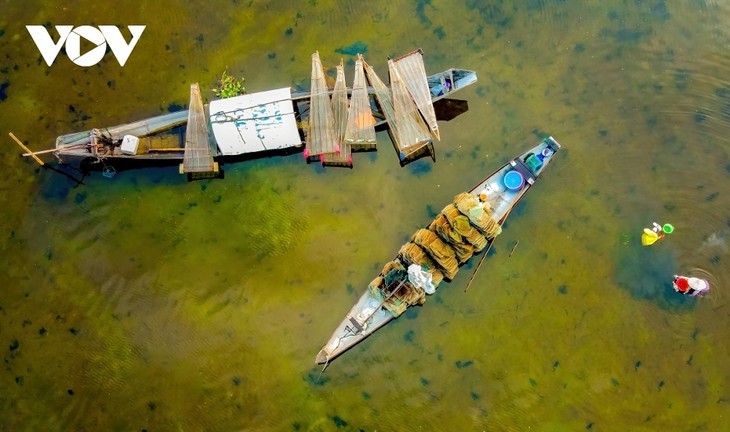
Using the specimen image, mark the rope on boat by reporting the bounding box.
[99,158,116,179]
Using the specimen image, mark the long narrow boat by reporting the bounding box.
[50,62,477,174]
[316,136,562,365]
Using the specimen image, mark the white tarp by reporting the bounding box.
[209,87,301,155]
[407,264,435,295]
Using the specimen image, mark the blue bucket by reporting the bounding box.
[503,170,524,191]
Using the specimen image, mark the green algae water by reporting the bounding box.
[2,1,730,430]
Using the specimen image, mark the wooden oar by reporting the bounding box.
[9,132,86,186]
[464,187,529,293]
[9,132,44,166]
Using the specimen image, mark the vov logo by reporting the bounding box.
[26,25,146,67]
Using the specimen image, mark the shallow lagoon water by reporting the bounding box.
[1,1,730,430]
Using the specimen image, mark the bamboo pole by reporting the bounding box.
[464,186,529,293]
[21,147,59,156]
[21,144,85,156]
[463,237,496,293]
[509,240,520,257]
[9,133,44,166]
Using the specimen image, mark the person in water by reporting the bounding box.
[672,275,710,296]
[641,222,674,246]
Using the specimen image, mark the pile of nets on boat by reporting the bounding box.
[368,260,427,316]
[370,191,502,317]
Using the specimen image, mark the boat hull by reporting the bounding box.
[52,67,477,172]
[316,137,562,364]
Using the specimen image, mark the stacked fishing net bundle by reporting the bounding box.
[453,192,502,238]
[367,260,403,299]
[398,243,445,286]
[401,191,501,283]
[368,259,426,316]
[433,209,478,262]
[369,191,502,317]
[412,229,459,279]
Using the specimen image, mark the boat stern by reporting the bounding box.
[315,349,329,365]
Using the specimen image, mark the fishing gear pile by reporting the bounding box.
[367,192,502,317]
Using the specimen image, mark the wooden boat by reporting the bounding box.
[316,137,562,365]
[47,53,477,175]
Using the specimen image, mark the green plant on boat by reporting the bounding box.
[213,70,246,99]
